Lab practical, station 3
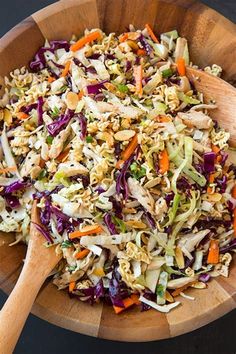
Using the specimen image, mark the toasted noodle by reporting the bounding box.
[0,26,235,314]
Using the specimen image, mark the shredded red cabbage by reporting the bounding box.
[21,103,38,114]
[220,238,236,253]
[87,80,108,95]
[76,113,87,140]
[109,267,130,307]
[203,152,216,173]
[5,194,20,208]
[139,34,152,55]
[32,222,53,244]
[116,154,134,200]
[4,180,29,194]
[37,96,44,126]
[104,213,117,235]
[50,40,70,52]
[47,109,74,136]
[198,273,211,283]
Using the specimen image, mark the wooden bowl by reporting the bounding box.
[0,0,236,342]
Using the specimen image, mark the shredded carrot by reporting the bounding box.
[177,57,186,76]
[137,49,146,56]
[48,76,55,83]
[119,33,129,43]
[70,31,102,52]
[116,134,138,169]
[60,61,71,78]
[69,224,103,239]
[207,173,215,194]
[130,294,141,305]
[211,144,220,154]
[134,65,143,97]
[113,296,136,314]
[56,148,70,162]
[145,24,159,43]
[69,281,76,293]
[207,240,219,264]
[159,149,169,174]
[0,166,17,174]
[171,281,196,297]
[158,115,172,123]
[78,90,84,99]
[76,249,90,260]
[16,112,29,120]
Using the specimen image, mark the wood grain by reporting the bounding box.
[0,0,236,342]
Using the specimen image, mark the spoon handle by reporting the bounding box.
[0,263,45,354]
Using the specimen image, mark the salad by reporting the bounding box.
[0,24,235,314]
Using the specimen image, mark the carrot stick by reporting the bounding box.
[69,224,103,239]
[56,148,70,162]
[48,76,55,83]
[159,149,169,174]
[119,33,129,43]
[16,112,29,120]
[130,294,141,305]
[207,173,215,194]
[134,65,143,97]
[70,31,102,52]
[0,166,17,174]
[76,249,90,260]
[207,240,219,264]
[69,281,76,293]
[78,90,84,99]
[60,61,71,78]
[145,24,159,43]
[158,115,172,123]
[171,281,196,297]
[116,134,138,169]
[113,296,136,314]
[177,57,186,76]
[137,49,146,56]
[211,144,220,154]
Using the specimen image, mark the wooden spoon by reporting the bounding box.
[0,201,62,354]
[186,67,236,147]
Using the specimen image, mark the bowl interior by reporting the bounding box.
[0,0,236,342]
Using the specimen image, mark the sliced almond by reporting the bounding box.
[125,220,147,229]
[66,92,79,110]
[114,129,136,141]
[175,247,185,269]
[191,281,207,289]
[126,40,139,51]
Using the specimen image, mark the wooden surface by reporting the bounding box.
[0,0,236,343]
